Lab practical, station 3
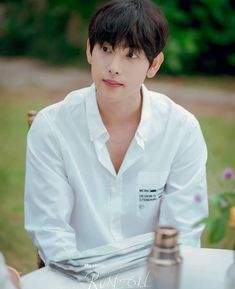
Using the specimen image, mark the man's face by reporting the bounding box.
[86,41,151,104]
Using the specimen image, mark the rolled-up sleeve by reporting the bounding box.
[24,111,79,263]
[160,115,208,247]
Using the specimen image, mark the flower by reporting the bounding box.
[194,167,235,247]
[223,167,234,180]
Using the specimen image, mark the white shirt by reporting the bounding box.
[0,253,17,289]
[24,84,208,263]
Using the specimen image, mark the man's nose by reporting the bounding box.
[108,55,121,75]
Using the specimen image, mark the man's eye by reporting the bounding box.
[128,51,138,59]
[102,45,111,53]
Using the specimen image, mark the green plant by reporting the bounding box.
[155,0,235,74]
[195,168,235,246]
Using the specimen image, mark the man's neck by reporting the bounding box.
[96,92,143,128]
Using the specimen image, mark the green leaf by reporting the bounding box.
[193,217,210,228]
[219,191,235,200]
[208,217,227,244]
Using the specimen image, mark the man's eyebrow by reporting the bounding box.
[99,42,141,54]
[128,47,142,54]
[101,41,111,46]
[129,47,138,52]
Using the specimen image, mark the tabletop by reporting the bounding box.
[21,246,234,289]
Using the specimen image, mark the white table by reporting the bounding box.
[21,247,234,289]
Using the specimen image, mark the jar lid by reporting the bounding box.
[154,226,178,249]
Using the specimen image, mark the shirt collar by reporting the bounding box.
[85,84,108,142]
[85,83,153,143]
[136,84,153,143]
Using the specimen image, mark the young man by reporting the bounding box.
[24,0,208,264]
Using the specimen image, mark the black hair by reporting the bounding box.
[88,0,168,65]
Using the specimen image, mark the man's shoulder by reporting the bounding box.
[44,86,89,113]
[28,86,92,136]
[36,85,91,123]
[148,87,198,129]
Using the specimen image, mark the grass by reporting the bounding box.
[200,117,235,191]
[0,84,234,274]
[0,88,50,273]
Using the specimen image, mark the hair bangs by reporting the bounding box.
[88,0,168,64]
[89,4,144,52]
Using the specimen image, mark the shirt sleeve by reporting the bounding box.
[159,115,208,247]
[24,111,80,263]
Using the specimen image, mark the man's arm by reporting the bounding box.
[160,115,208,247]
[24,111,79,263]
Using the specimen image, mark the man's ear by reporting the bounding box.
[86,39,92,64]
[147,52,164,78]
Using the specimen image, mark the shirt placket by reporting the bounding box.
[110,176,123,241]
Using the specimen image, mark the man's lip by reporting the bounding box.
[103,79,123,86]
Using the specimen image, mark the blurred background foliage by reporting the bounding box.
[0,0,234,74]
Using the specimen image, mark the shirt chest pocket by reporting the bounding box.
[136,171,168,219]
